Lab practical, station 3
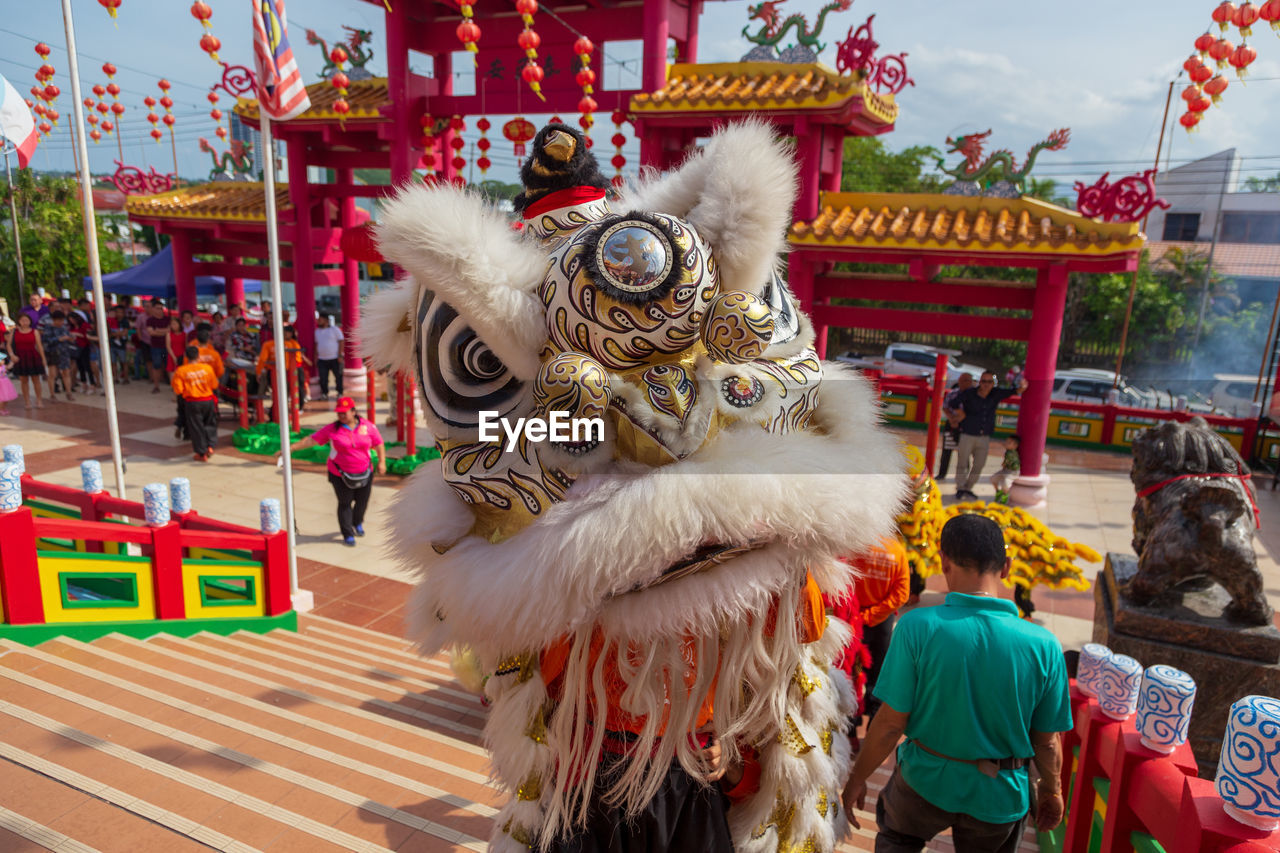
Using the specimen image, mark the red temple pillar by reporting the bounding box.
[337,169,365,392]
[1012,264,1068,508]
[225,254,244,311]
[793,117,822,222]
[642,1,670,95]
[170,231,197,314]
[286,137,316,370]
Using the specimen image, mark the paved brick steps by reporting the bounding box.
[0,616,1035,852]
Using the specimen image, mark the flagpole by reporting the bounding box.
[3,143,26,305]
[260,113,301,604]
[60,0,126,500]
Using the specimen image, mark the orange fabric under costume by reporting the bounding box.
[541,572,827,739]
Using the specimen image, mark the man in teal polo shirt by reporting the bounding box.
[841,514,1071,852]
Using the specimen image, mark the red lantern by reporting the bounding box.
[190,1,212,25]
[102,62,117,78]
[450,136,465,151]
[1209,36,1235,66]
[1182,84,1202,102]
[1182,54,1204,73]
[38,121,52,135]
[452,156,466,171]
[43,84,59,103]
[46,109,58,124]
[521,62,544,86]
[144,96,157,108]
[1260,0,1280,31]
[1213,1,1238,31]
[111,103,125,116]
[330,46,348,65]
[92,84,106,98]
[207,92,220,105]
[87,113,99,125]
[101,120,113,133]
[333,99,351,115]
[147,112,159,125]
[1229,41,1258,77]
[38,64,56,82]
[107,83,120,97]
[503,116,536,157]
[90,128,102,143]
[476,156,492,172]
[332,71,350,91]
[96,102,109,115]
[200,33,221,61]
[1195,32,1216,56]
[1188,94,1212,113]
[1205,74,1230,102]
[98,0,122,20]
[32,104,44,117]
[1191,62,1214,83]
[29,86,41,100]
[611,153,627,169]
[34,42,51,59]
[162,114,176,127]
[517,30,541,51]
[83,97,95,108]
[1179,111,1202,130]
[215,126,227,139]
[211,108,223,121]
[576,68,596,88]
[160,96,174,111]
[157,79,171,93]
[151,128,163,141]
[1234,2,1260,34]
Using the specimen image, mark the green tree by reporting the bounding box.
[841,137,945,193]
[1,171,126,307]
[1242,172,1280,193]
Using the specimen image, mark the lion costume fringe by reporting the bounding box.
[362,121,907,852]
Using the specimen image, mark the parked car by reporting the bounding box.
[837,342,984,385]
[1208,373,1269,417]
[1052,369,1226,415]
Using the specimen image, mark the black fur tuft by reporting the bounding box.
[513,123,611,214]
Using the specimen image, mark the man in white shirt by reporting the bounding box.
[314,313,345,400]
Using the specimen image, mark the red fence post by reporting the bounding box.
[395,371,406,443]
[287,366,300,434]
[0,507,45,625]
[365,361,376,423]
[405,374,416,456]
[237,368,249,430]
[263,530,291,616]
[149,522,186,621]
[924,354,948,472]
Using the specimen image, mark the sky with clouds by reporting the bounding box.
[3,0,1279,191]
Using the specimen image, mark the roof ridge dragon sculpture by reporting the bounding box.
[305,25,374,80]
[743,0,854,53]
[938,128,1071,193]
[198,137,254,182]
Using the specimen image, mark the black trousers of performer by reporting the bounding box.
[862,615,896,720]
[328,471,372,539]
[175,396,187,440]
[184,398,218,457]
[317,358,342,397]
[937,427,961,479]
[549,760,734,853]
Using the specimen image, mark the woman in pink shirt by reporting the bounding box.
[285,396,386,546]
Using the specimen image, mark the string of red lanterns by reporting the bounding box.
[456,1,481,63]
[31,42,59,139]
[449,115,468,185]
[104,63,124,137]
[331,46,352,122]
[191,1,222,64]
[515,0,546,101]
[610,110,628,188]
[209,91,227,140]
[144,95,162,143]
[476,117,492,176]
[420,113,439,180]
[1178,2,1269,132]
[574,36,596,142]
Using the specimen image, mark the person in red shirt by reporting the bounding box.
[284,396,386,546]
[845,537,910,723]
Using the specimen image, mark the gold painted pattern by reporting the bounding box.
[778,715,814,755]
[641,364,698,426]
[701,291,774,364]
[535,352,612,420]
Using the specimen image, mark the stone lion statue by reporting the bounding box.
[1128,417,1272,626]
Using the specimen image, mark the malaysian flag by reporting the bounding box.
[251,0,310,121]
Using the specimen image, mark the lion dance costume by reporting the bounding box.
[362,122,906,851]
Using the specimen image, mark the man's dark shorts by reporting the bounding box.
[875,765,1027,853]
[149,346,167,369]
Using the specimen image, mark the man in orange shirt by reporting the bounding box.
[172,345,220,461]
[849,536,910,723]
[257,324,310,414]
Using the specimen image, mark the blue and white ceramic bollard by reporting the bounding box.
[1135,665,1196,753]
[0,463,21,513]
[260,498,281,534]
[1095,653,1144,721]
[2,444,24,475]
[169,477,192,515]
[1217,695,1280,831]
[142,483,171,527]
[1077,643,1113,698]
[80,460,104,494]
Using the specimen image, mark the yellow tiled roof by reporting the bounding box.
[125,182,291,223]
[789,192,1145,257]
[235,77,389,123]
[631,62,897,125]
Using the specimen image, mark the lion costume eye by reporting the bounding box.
[583,213,682,305]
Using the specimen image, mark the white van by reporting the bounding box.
[1051,369,1155,408]
[1209,374,1269,417]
